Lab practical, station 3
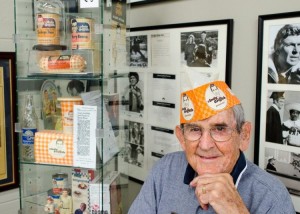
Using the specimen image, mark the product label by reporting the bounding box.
[22,128,37,145]
[36,13,60,45]
[48,139,66,158]
[48,55,71,69]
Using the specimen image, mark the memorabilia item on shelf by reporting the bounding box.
[44,196,56,214]
[39,55,87,73]
[71,17,94,50]
[89,171,122,214]
[72,168,95,214]
[34,0,65,47]
[21,94,38,162]
[52,173,68,195]
[41,80,62,130]
[58,97,83,134]
[59,188,72,214]
[34,130,73,166]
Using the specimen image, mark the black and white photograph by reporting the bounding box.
[129,35,148,67]
[264,147,300,196]
[123,120,145,168]
[181,30,218,67]
[265,90,300,147]
[119,71,145,118]
[267,24,300,84]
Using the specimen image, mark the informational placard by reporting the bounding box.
[73,105,97,168]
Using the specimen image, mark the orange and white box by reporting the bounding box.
[34,130,73,166]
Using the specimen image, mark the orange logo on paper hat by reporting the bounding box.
[180,81,241,124]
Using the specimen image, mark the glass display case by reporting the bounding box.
[14,0,130,213]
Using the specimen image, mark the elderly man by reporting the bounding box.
[128,81,295,213]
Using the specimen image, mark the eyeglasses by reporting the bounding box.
[181,124,237,142]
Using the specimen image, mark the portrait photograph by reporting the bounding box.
[267,24,300,84]
[118,71,145,119]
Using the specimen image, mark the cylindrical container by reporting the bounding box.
[36,13,60,45]
[21,94,39,161]
[52,173,68,194]
[71,17,94,50]
[34,0,64,46]
[58,97,83,133]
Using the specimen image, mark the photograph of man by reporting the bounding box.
[266,157,277,171]
[282,103,300,146]
[266,91,285,144]
[122,72,144,113]
[268,24,300,84]
[198,31,213,65]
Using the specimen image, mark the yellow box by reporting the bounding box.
[34,130,73,166]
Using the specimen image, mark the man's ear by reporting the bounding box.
[239,121,251,151]
[175,125,187,151]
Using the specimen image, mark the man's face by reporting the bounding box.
[278,35,300,67]
[200,33,207,40]
[176,109,249,175]
[290,110,300,121]
[129,75,137,86]
[275,98,285,110]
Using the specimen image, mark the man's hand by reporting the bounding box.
[190,173,250,214]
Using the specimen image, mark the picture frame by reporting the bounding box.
[254,11,300,211]
[117,19,233,182]
[0,52,18,192]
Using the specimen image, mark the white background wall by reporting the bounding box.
[1,0,300,213]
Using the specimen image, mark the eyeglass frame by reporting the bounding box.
[180,123,240,142]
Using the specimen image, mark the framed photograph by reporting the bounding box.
[0,52,18,191]
[254,11,300,211]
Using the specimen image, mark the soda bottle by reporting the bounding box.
[21,94,38,161]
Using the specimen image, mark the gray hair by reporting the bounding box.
[232,104,246,133]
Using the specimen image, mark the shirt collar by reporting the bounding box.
[183,151,247,186]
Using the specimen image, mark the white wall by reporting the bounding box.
[1,0,300,212]
[0,0,15,52]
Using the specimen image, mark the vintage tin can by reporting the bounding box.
[71,17,94,49]
[52,173,68,194]
[36,13,60,45]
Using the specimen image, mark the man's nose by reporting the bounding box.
[198,130,215,150]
